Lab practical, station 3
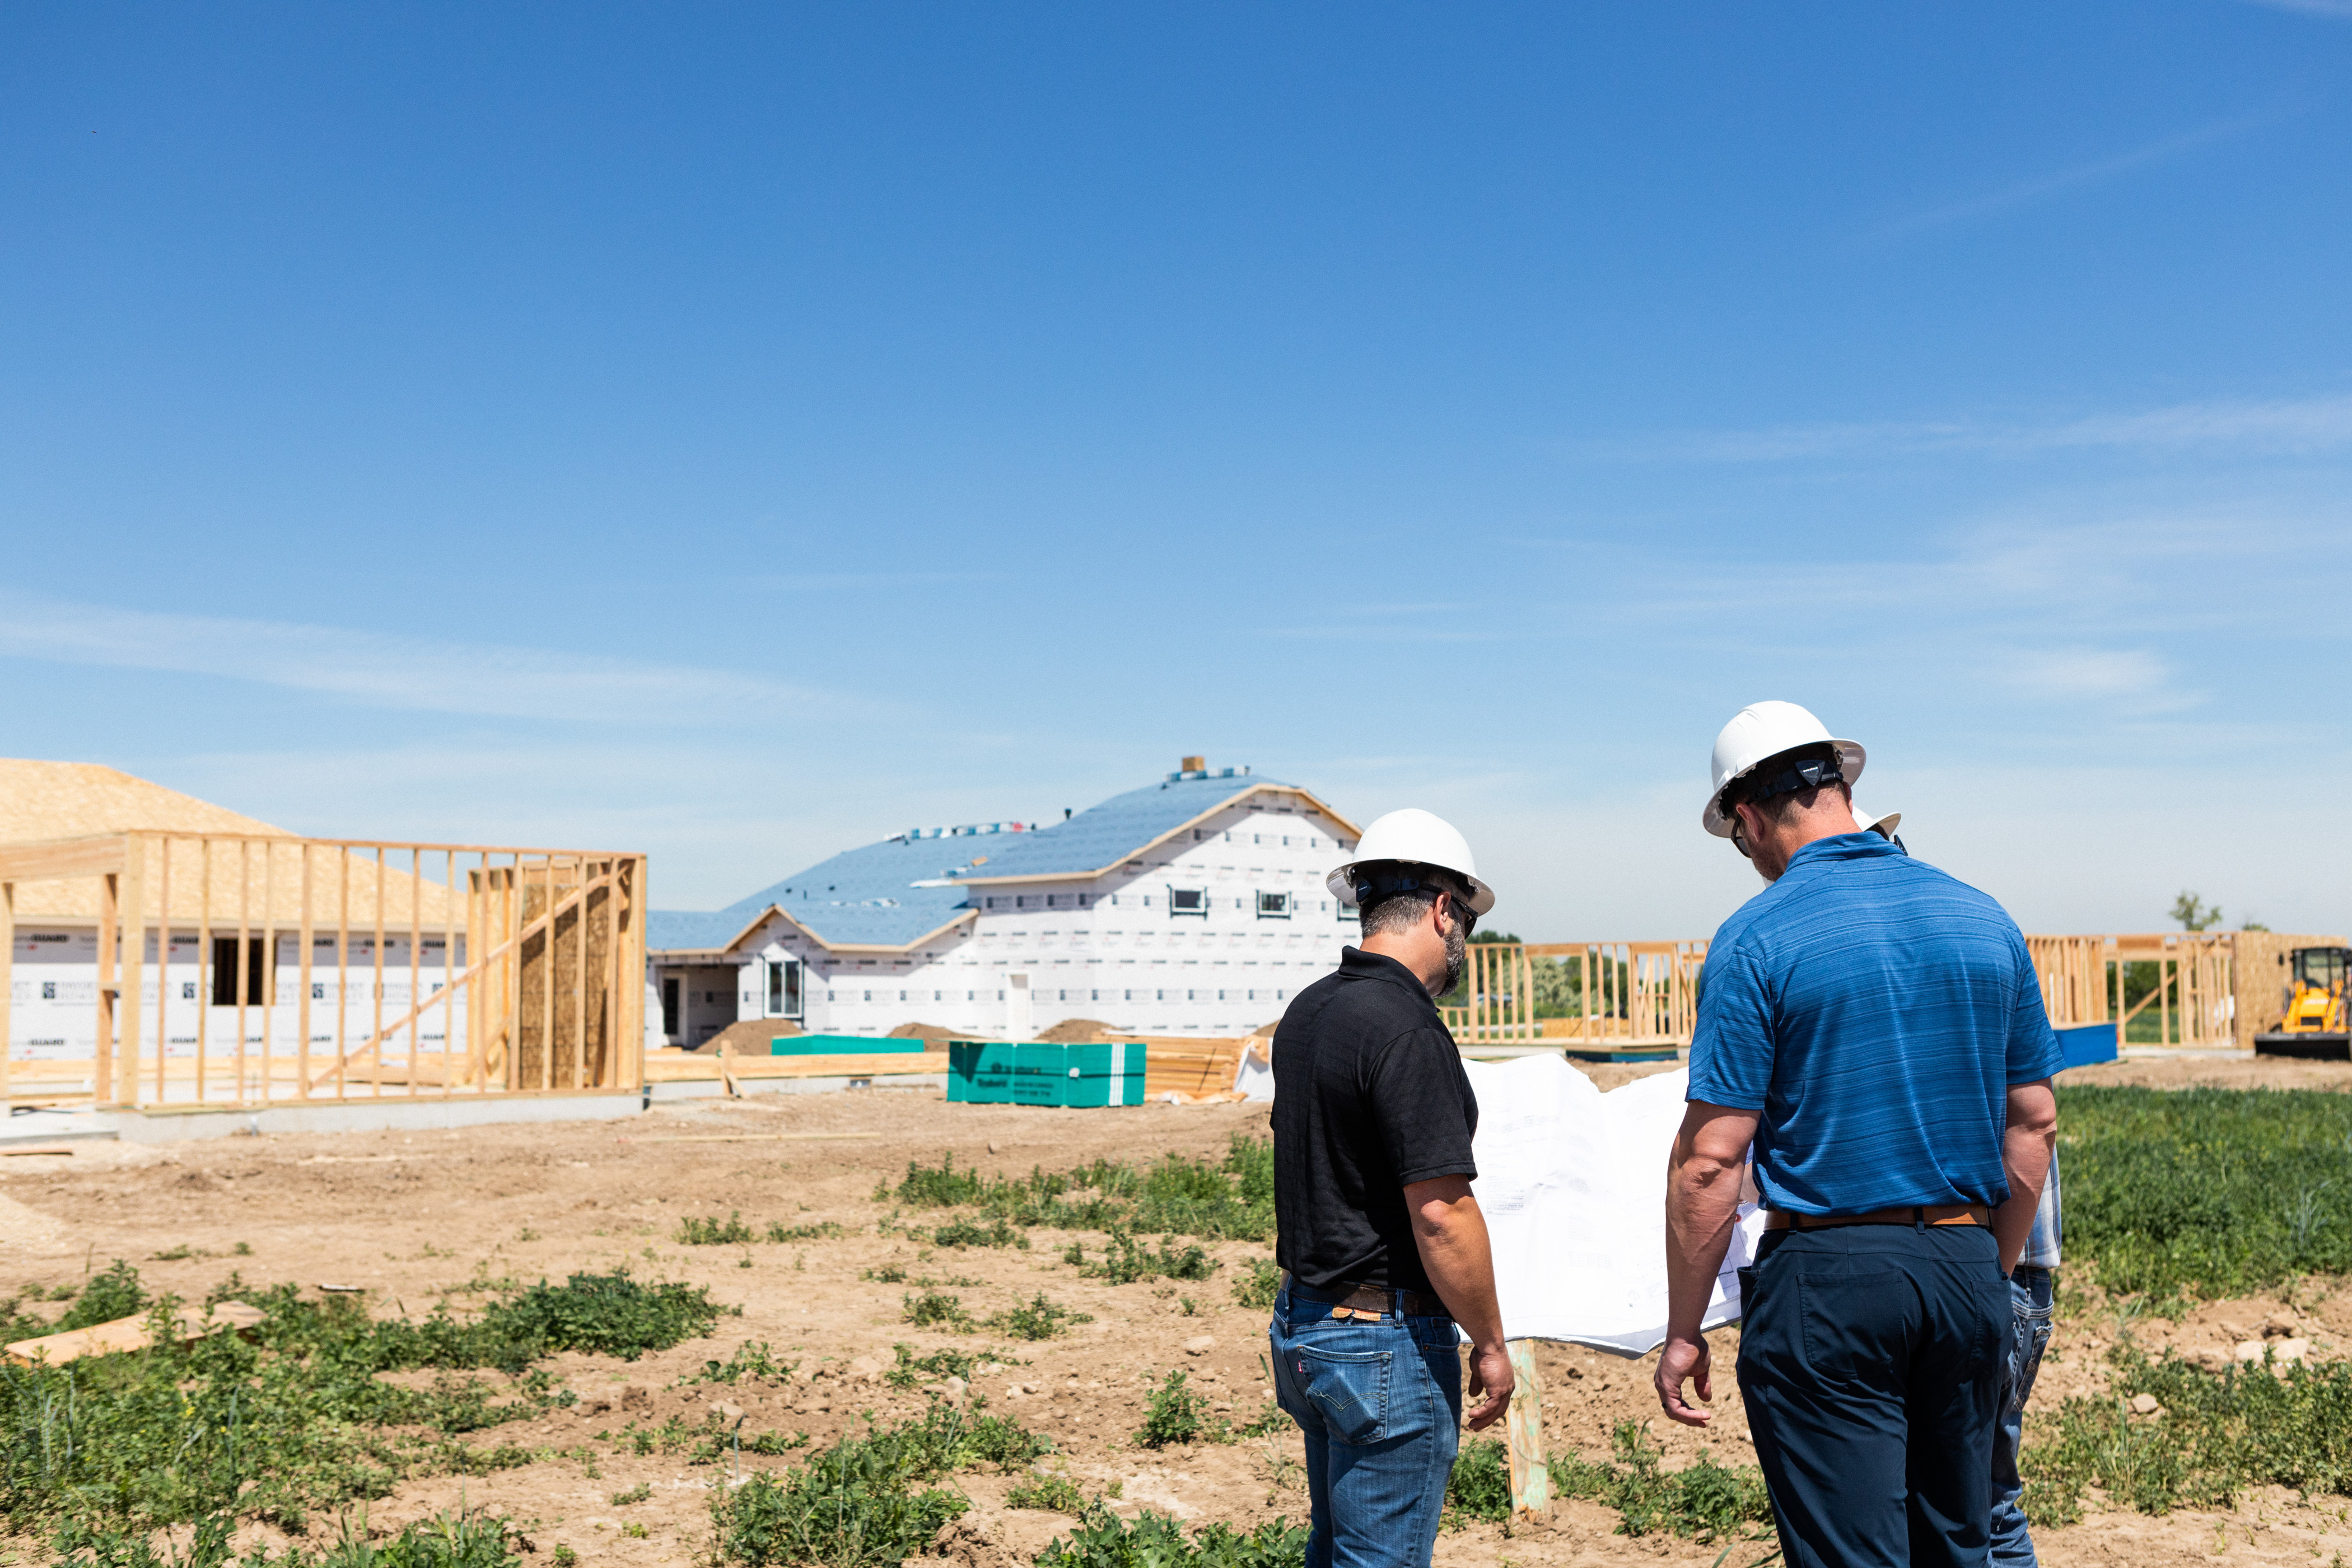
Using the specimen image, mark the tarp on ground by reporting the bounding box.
[1460,1054,1763,1357]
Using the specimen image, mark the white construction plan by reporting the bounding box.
[1460,1054,1766,1357]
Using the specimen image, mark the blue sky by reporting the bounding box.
[3,3,2349,940]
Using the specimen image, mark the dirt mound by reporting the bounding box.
[886,1019,964,1042]
[1033,1018,1142,1043]
[690,1018,804,1054]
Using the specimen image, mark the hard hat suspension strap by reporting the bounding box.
[1725,745,1847,814]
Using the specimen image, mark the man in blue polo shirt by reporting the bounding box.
[1654,702,2060,1568]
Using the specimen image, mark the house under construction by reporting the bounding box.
[1,759,647,1113]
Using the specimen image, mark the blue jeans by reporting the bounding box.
[1269,1285,1463,1568]
[1991,1268,2054,1566]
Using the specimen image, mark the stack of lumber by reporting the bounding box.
[6,1299,265,1365]
[643,1046,949,1085]
[1136,1034,1248,1100]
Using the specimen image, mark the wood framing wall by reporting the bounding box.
[1,834,647,1112]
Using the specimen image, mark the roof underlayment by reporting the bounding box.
[647,771,1338,955]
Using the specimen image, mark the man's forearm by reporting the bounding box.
[1413,1193,1505,1350]
[1665,1150,1746,1338]
[1994,1127,2052,1273]
[1995,1079,2059,1275]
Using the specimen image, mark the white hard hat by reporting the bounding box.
[1702,701,1865,838]
[1855,809,1902,840]
[1326,808,1496,916]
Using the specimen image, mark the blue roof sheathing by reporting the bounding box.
[955,773,1287,881]
[647,771,1291,955]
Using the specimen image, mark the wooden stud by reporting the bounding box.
[371,846,386,1100]
[197,840,212,1107]
[1505,1340,1549,1520]
[154,837,171,1105]
[441,850,457,1100]
[335,843,351,1100]
[297,843,314,1100]
[234,841,249,1107]
[257,835,273,1100]
[1,879,14,1115]
[572,858,587,1091]
[406,848,421,1096]
[539,858,553,1093]
[95,865,118,1108]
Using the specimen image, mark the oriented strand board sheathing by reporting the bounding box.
[2228,931,2350,1049]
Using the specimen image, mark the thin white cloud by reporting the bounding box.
[0,593,827,722]
[2236,0,2352,16]
[1869,114,2272,240]
[2002,646,2177,701]
[1589,393,2352,464]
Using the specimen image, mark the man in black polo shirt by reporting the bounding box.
[1270,808,1513,1568]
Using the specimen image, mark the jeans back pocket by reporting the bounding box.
[1290,1343,1393,1445]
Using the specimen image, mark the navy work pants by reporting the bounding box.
[1737,1223,2009,1568]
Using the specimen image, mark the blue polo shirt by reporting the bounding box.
[1687,832,2062,1216]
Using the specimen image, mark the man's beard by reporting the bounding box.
[1441,910,1468,996]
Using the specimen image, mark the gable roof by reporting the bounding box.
[0,759,459,927]
[0,759,287,843]
[645,832,987,955]
[953,774,1357,885]
[647,769,1361,958]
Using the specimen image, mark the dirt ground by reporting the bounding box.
[4,1052,2350,1568]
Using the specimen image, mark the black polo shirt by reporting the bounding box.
[1271,946,1479,1296]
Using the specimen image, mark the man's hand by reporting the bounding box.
[1464,1341,1514,1431]
[1654,1332,1714,1426]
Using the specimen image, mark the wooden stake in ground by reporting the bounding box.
[1506,1339,1549,1520]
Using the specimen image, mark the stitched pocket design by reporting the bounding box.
[1292,1344,1393,1445]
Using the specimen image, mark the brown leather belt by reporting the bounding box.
[1764,1203,1994,1232]
[1285,1275,1450,1320]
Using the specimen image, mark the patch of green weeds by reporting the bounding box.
[934,1218,1028,1250]
[482,1271,726,1360]
[860,1264,907,1284]
[1135,1371,1208,1448]
[690,1341,795,1384]
[1083,1230,1214,1286]
[981,1295,1093,1342]
[765,1221,846,1243]
[1005,1475,1088,1513]
[883,1344,995,1389]
[880,1137,1276,1244]
[54,1506,524,1568]
[2057,1086,2352,1299]
[57,1260,148,1331]
[610,1483,652,1506]
[901,1291,972,1332]
[677,1212,759,1246]
[1541,1422,1773,1543]
[1037,1511,1308,1568]
[2022,1345,2352,1524]
[1232,1258,1281,1312]
[712,1404,1047,1567]
[0,1266,725,1548]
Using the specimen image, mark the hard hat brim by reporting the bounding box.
[1326,862,1497,917]
[1702,739,1865,838]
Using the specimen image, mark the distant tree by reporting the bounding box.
[1470,930,1522,945]
[2171,891,2223,932]
[2241,919,2271,932]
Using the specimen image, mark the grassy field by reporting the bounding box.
[13,1086,2352,1566]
